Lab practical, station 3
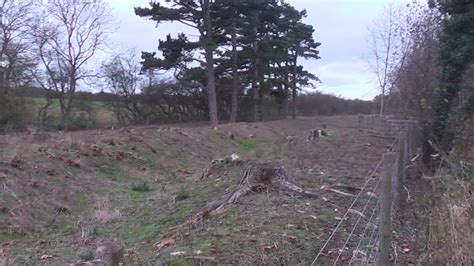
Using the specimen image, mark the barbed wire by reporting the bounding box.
[310,159,383,265]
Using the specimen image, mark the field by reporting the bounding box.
[26,98,116,128]
[0,116,391,265]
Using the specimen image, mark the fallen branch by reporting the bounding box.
[323,188,355,197]
[427,139,460,173]
[199,154,242,181]
[3,181,21,203]
[185,256,216,261]
[403,185,412,203]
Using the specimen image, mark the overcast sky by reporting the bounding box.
[107,0,409,100]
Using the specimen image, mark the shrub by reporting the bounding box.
[76,248,94,262]
[132,181,151,192]
[174,190,190,202]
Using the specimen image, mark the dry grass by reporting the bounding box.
[426,176,474,264]
[93,209,120,225]
[0,116,393,264]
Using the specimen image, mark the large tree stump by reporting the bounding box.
[93,242,124,266]
[188,162,318,226]
[0,249,11,266]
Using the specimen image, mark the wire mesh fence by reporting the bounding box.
[310,118,421,265]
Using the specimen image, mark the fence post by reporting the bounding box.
[406,120,413,160]
[377,152,395,266]
[392,131,406,211]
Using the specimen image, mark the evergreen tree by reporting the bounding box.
[135,0,220,127]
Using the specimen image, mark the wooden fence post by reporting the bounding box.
[377,152,395,266]
[406,120,413,160]
[392,131,406,211]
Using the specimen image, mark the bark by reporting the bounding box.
[291,56,298,120]
[251,11,260,123]
[187,162,318,227]
[229,20,239,123]
[203,0,218,127]
[283,88,289,118]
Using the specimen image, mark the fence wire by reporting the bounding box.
[310,160,382,265]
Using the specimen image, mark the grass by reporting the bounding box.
[0,116,391,265]
[235,137,259,152]
[132,181,152,192]
[174,189,190,202]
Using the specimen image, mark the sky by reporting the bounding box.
[107,0,409,100]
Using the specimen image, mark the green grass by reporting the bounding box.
[132,181,152,192]
[174,189,190,202]
[235,137,259,152]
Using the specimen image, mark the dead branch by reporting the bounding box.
[198,154,242,181]
[2,181,21,203]
[427,140,461,174]
[185,256,216,261]
[323,188,355,197]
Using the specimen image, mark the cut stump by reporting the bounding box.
[188,161,318,226]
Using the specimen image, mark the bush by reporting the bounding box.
[132,181,151,192]
[174,190,190,202]
[76,248,94,262]
[0,93,29,131]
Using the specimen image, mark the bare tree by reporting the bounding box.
[368,1,411,116]
[102,51,144,125]
[31,0,112,130]
[395,2,442,119]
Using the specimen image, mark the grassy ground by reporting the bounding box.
[0,116,391,265]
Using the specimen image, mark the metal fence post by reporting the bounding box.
[377,152,395,266]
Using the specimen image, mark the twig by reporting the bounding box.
[403,185,411,203]
[392,242,398,264]
[3,181,21,203]
[323,188,356,197]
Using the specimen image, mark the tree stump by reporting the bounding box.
[0,249,11,266]
[94,242,124,266]
[188,161,318,226]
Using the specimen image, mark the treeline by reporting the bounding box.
[9,85,374,130]
[0,0,373,132]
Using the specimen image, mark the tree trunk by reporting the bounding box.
[203,0,218,127]
[379,87,385,116]
[229,20,239,124]
[291,87,297,119]
[251,11,261,123]
[291,55,298,120]
[283,86,289,119]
